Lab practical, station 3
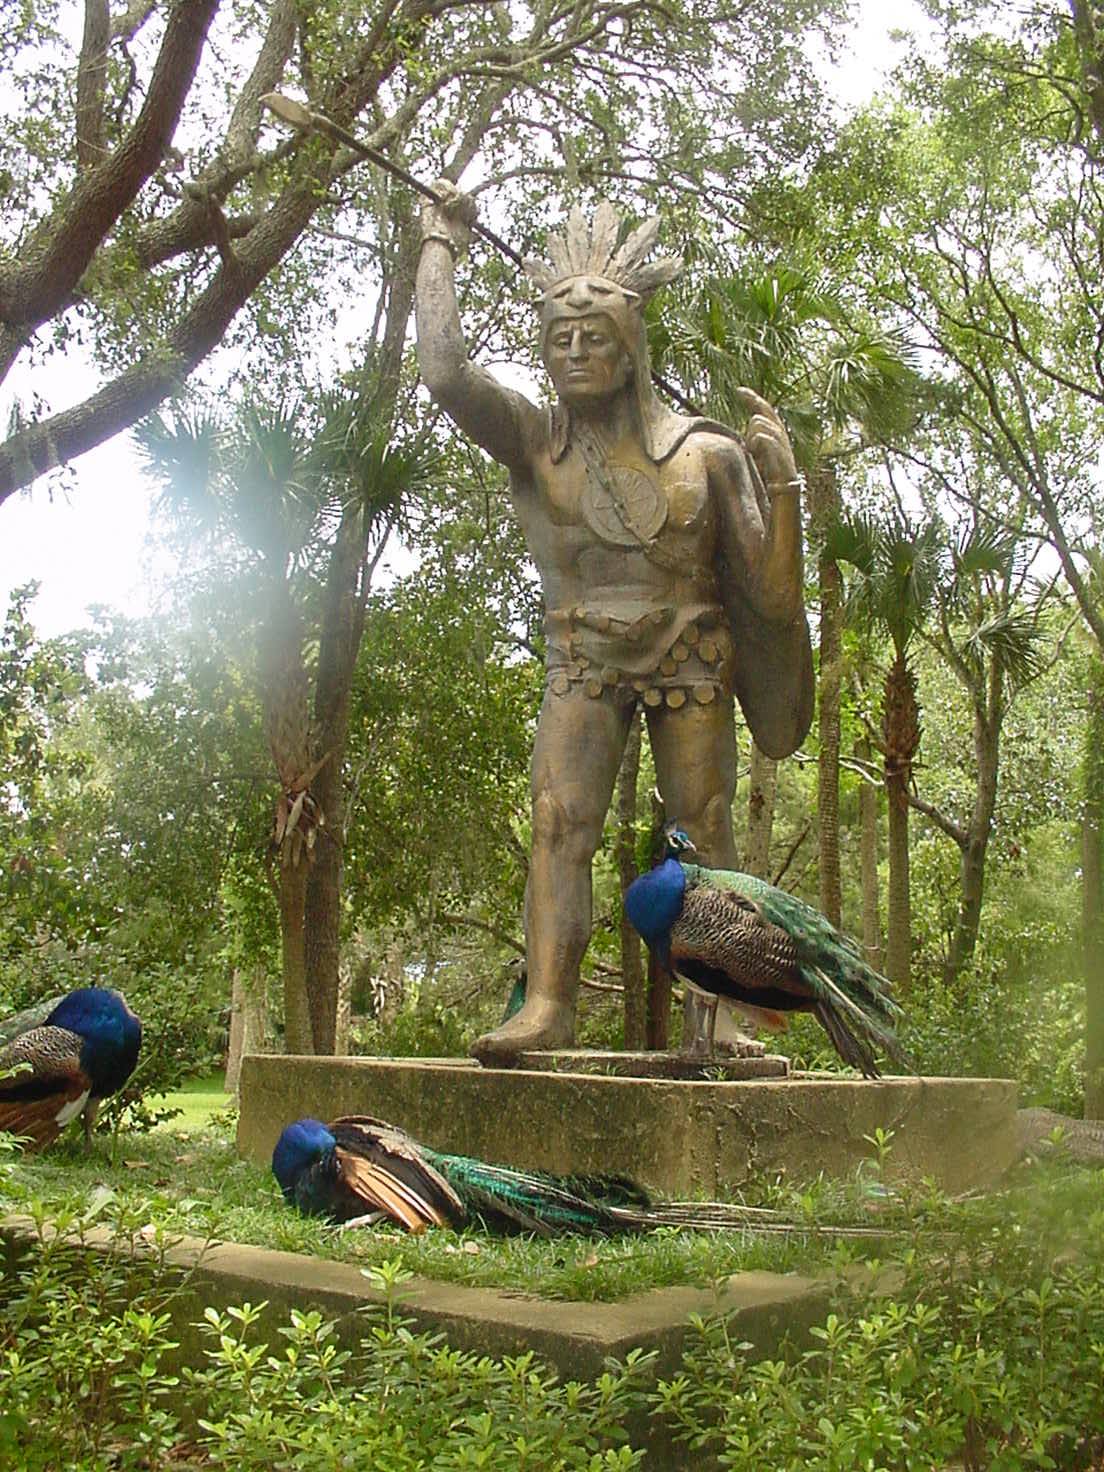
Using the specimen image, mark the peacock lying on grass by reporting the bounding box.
[0,987,142,1151]
[625,825,907,1078]
[271,1115,877,1239]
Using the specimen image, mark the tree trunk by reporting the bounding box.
[225,965,269,1091]
[261,583,317,1053]
[645,790,670,1049]
[1085,662,1104,1118]
[1072,0,1104,147]
[885,773,911,989]
[812,464,843,926]
[857,737,883,972]
[303,194,420,1053]
[883,653,920,989]
[304,511,365,1054]
[943,693,1001,987]
[743,740,777,879]
[279,861,313,1054]
[617,712,645,1049]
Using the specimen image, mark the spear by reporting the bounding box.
[259,93,525,268]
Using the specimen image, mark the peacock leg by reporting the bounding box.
[81,1098,100,1150]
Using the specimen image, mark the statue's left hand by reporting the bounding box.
[735,387,800,491]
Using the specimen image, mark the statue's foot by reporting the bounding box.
[471,999,575,1066]
[715,1035,768,1059]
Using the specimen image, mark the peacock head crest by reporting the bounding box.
[272,1118,335,1199]
[663,822,697,859]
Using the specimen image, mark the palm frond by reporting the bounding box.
[136,410,225,534]
[961,610,1047,689]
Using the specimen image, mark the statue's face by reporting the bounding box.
[544,313,633,405]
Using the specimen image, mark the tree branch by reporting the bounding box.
[0,0,221,378]
[908,791,968,849]
[76,1,111,172]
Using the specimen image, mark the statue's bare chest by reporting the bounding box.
[517,440,712,552]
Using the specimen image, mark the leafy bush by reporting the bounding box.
[190,1262,652,1471]
[655,1271,1104,1471]
[350,999,472,1058]
[0,1196,188,1470]
[0,1203,652,1472]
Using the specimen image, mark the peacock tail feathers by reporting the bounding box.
[420,1150,648,1236]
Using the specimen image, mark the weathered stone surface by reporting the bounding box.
[239,1055,1018,1195]
[513,1048,789,1079]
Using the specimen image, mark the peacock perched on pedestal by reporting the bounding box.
[271,1114,856,1238]
[0,987,142,1151]
[624,825,907,1078]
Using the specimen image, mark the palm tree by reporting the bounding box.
[138,390,429,1054]
[828,513,942,987]
[656,265,921,925]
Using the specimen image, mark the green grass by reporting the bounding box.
[1,1124,897,1302]
[150,1072,229,1133]
[7,1115,1104,1305]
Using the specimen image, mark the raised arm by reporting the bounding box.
[414,184,542,473]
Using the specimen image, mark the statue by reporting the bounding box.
[415,189,813,1064]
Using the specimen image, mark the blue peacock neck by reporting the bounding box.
[624,854,686,944]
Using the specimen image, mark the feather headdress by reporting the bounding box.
[524,202,683,309]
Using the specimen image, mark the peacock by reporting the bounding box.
[624,825,907,1078]
[0,987,142,1151]
[271,1114,870,1238]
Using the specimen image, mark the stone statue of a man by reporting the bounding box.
[415,191,813,1063]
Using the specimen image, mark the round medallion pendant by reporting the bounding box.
[581,464,668,548]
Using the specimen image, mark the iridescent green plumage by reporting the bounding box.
[626,828,907,1077]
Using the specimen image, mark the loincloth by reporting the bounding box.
[544,603,734,709]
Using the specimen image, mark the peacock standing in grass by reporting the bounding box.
[624,825,907,1078]
[0,987,142,1151]
[271,1115,865,1238]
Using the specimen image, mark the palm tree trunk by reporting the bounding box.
[883,653,920,988]
[278,863,313,1053]
[812,464,843,926]
[617,712,646,1049]
[305,511,366,1054]
[261,585,317,1053]
[743,741,777,879]
[1085,662,1104,1117]
[857,736,883,971]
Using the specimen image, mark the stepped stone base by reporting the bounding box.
[238,1054,1018,1196]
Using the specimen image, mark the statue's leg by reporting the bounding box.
[647,696,738,868]
[648,697,765,1056]
[472,686,633,1064]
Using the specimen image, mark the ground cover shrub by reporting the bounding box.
[656,1158,1104,1470]
[189,1263,652,1471]
[0,1194,653,1471]
[5,1127,1104,1468]
[0,1196,189,1470]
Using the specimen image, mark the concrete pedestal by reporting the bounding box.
[238,1054,1018,1196]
